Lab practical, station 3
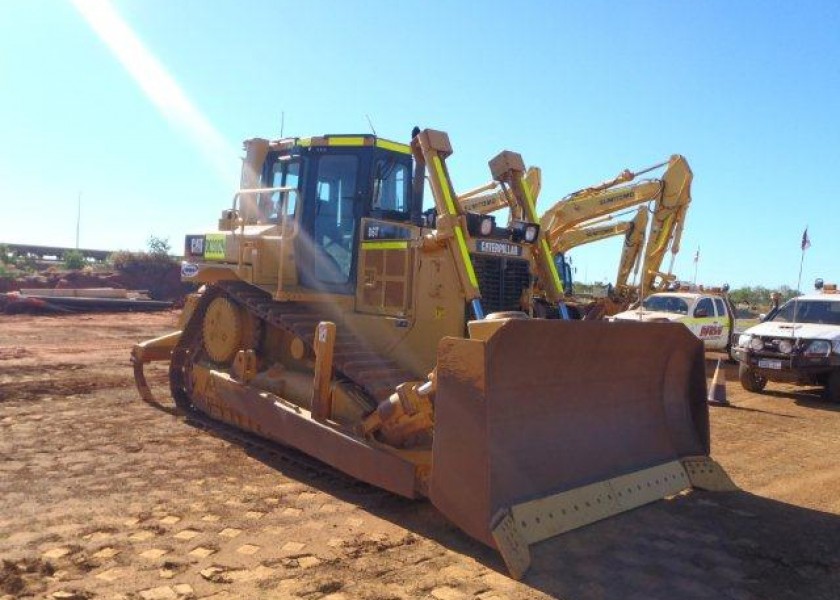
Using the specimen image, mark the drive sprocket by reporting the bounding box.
[202,296,243,364]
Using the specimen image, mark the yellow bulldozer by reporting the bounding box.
[132,128,733,578]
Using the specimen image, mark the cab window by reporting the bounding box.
[642,295,688,315]
[267,159,300,222]
[372,158,409,214]
[771,300,840,325]
[312,154,358,283]
[694,298,714,318]
[713,298,726,317]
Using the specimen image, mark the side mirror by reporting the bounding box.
[695,308,709,318]
[759,313,767,321]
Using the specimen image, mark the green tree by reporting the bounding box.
[146,235,171,257]
[63,249,85,270]
[777,285,801,302]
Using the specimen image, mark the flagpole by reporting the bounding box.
[795,247,805,294]
[76,191,82,249]
[692,247,699,285]
[793,226,809,333]
[792,248,804,333]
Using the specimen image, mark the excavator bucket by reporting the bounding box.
[430,318,732,578]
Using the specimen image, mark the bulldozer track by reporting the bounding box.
[224,281,417,401]
[165,281,414,496]
[171,281,417,404]
[168,280,419,431]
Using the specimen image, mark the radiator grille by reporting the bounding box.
[471,255,532,314]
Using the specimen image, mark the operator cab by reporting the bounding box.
[259,134,421,295]
[553,253,574,295]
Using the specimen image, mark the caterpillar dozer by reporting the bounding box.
[131,128,733,579]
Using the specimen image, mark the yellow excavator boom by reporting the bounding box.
[541,155,692,301]
[457,167,542,216]
[550,206,649,303]
[615,206,650,296]
[551,216,632,255]
[638,157,692,292]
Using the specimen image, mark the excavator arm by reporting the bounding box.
[615,207,650,296]
[550,207,649,300]
[637,157,692,292]
[457,167,542,216]
[551,216,634,255]
[542,160,657,240]
[540,155,692,300]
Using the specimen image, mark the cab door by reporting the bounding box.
[354,155,417,318]
[692,296,724,349]
[297,152,365,295]
[712,297,731,350]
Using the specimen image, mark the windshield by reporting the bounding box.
[641,295,689,315]
[769,299,840,325]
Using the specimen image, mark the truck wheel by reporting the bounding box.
[739,363,767,393]
[824,371,840,403]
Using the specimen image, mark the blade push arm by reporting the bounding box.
[488,151,565,300]
[411,129,484,317]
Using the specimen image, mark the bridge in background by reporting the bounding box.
[2,243,112,262]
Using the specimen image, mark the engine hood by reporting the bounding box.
[611,309,684,323]
[744,321,840,341]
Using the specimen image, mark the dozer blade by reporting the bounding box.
[430,319,734,578]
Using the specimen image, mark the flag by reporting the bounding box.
[801,227,811,251]
[693,248,699,263]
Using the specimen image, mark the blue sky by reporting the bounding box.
[1,1,838,289]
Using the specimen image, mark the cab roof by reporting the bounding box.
[650,292,705,300]
[793,291,840,302]
[265,134,411,155]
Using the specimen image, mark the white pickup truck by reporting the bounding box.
[611,289,735,353]
[733,282,840,402]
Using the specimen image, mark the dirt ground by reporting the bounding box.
[1,312,838,600]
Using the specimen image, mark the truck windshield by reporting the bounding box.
[642,295,689,315]
[770,299,840,325]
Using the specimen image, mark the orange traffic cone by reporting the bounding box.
[707,359,729,406]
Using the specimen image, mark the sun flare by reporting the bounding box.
[70,0,237,183]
